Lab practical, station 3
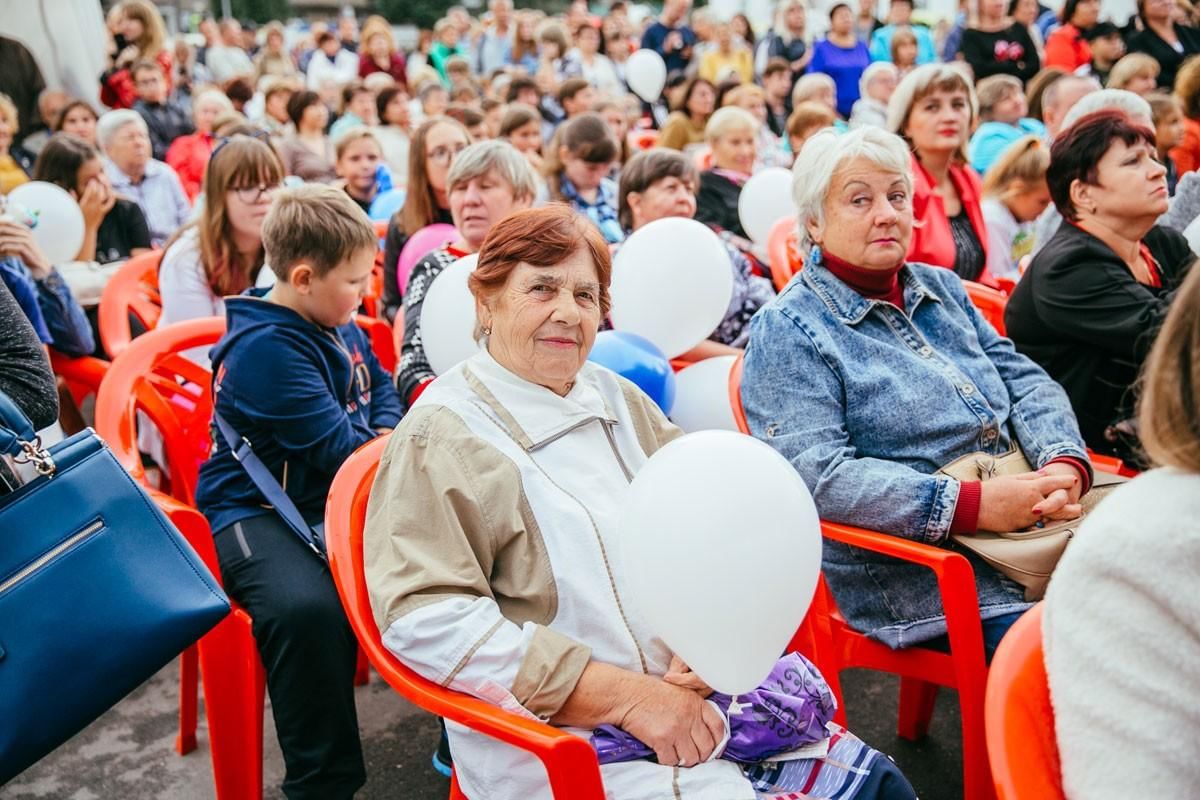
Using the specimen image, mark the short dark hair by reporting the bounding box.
[316,30,337,46]
[32,133,98,191]
[763,57,791,79]
[131,59,162,80]
[506,76,540,103]
[1047,109,1156,221]
[446,103,484,127]
[223,77,254,105]
[558,77,591,105]
[286,90,323,127]
[557,113,618,164]
[376,86,405,120]
[617,148,698,230]
[341,80,371,106]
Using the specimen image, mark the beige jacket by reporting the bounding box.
[364,348,757,800]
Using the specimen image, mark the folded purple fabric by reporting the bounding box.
[590,652,839,765]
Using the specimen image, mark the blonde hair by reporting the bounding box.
[705,105,758,142]
[890,26,918,64]
[786,101,837,138]
[360,15,396,51]
[981,135,1049,199]
[333,126,383,160]
[888,63,977,162]
[1175,55,1200,118]
[187,135,286,296]
[1107,53,1160,91]
[115,0,167,59]
[1137,263,1200,471]
[263,184,378,280]
[722,83,766,108]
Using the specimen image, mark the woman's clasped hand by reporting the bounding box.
[976,463,1082,531]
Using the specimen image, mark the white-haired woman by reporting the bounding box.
[887,63,990,283]
[741,126,1094,656]
[850,62,899,129]
[397,140,539,406]
[694,106,759,241]
[98,109,190,247]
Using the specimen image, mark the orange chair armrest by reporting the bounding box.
[49,351,110,391]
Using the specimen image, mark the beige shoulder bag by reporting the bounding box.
[938,451,1125,601]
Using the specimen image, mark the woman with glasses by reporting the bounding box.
[159,135,285,328]
[380,116,471,324]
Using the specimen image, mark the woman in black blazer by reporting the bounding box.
[1126,0,1200,88]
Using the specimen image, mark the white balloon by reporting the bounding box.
[626,49,667,102]
[610,217,733,359]
[738,167,794,245]
[620,431,823,695]
[669,356,740,433]
[7,182,86,266]
[420,254,482,375]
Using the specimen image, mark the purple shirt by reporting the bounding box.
[809,39,871,118]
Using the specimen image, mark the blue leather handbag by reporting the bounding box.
[0,391,230,784]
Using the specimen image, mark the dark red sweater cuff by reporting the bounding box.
[950,480,982,534]
[1045,456,1092,495]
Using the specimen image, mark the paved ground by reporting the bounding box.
[2,663,962,799]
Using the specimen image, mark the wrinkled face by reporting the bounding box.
[904,87,971,155]
[194,95,227,133]
[134,68,167,103]
[1078,137,1168,221]
[74,156,111,197]
[810,156,913,270]
[107,122,151,172]
[449,169,528,249]
[629,173,697,229]
[562,153,612,191]
[480,251,603,395]
[991,89,1027,124]
[61,107,98,143]
[1007,178,1052,222]
[337,137,382,193]
[509,119,542,153]
[424,121,470,193]
[712,127,757,173]
[303,246,376,328]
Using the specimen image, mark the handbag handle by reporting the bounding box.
[0,390,38,457]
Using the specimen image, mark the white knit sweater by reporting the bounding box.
[1044,468,1200,799]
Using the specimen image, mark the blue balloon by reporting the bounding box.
[588,331,676,414]
[369,188,407,221]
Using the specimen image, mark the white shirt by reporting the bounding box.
[982,197,1035,281]
[306,49,359,90]
[205,45,255,84]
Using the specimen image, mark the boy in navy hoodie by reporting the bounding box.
[196,184,401,800]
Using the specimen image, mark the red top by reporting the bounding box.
[822,251,905,310]
[1169,116,1200,176]
[101,50,174,110]
[359,52,408,90]
[907,155,994,287]
[165,132,214,202]
[1043,23,1092,72]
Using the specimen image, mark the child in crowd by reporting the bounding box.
[1148,91,1184,194]
[980,135,1052,281]
[335,128,384,214]
[544,112,623,243]
[786,101,837,161]
[196,184,401,800]
[968,74,1047,175]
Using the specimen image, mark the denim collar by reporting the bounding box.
[559,173,615,209]
[800,259,943,325]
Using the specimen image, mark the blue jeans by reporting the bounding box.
[922,610,1025,663]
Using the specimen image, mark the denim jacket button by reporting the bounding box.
[766,424,778,438]
[962,384,975,395]
[919,345,933,357]
[984,429,997,440]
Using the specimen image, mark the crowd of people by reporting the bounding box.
[3,0,1200,797]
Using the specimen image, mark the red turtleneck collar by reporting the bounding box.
[822,250,905,310]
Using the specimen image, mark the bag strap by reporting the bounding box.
[0,390,38,456]
[212,410,327,561]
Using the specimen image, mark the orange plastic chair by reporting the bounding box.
[692,146,713,171]
[627,129,659,151]
[98,250,164,359]
[964,281,1009,337]
[766,217,803,292]
[324,436,608,800]
[729,351,995,800]
[48,350,110,409]
[985,603,1064,800]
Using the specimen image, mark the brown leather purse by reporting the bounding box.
[938,451,1124,601]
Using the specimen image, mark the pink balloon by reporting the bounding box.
[397,224,458,295]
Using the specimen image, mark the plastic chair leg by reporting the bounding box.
[176,644,200,754]
[354,647,369,687]
[199,611,266,800]
[897,677,938,741]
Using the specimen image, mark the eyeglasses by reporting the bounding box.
[427,142,468,166]
[210,129,271,162]
[230,183,282,203]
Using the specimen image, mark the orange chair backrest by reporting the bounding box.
[963,281,1009,337]
[767,217,803,292]
[355,314,396,373]
[728,350,750,434]
[628,129,659,151]
[985,603,1065,800]
[98,250,165,359]
[94,318,225,505]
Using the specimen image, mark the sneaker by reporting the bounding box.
[431,722,453,778]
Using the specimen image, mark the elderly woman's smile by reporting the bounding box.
[479,249,603,396]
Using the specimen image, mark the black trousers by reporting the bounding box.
[214,513,366,800]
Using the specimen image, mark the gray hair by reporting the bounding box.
[791,126,913,257]
[859,61,899,99]
[447,139,539,200]
[791,72,836,109]
[886,62,977,135]
[97,109,149,151]
[705,105,758,142]
[1060,88,1153,132]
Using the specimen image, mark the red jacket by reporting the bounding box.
[1170,116,1200,176]
[101,50,173,110]
[907,154,995,286]
[1043,23,1092,72]
[165,132,213,201]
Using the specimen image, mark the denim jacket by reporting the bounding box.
[741,260,1087,647]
